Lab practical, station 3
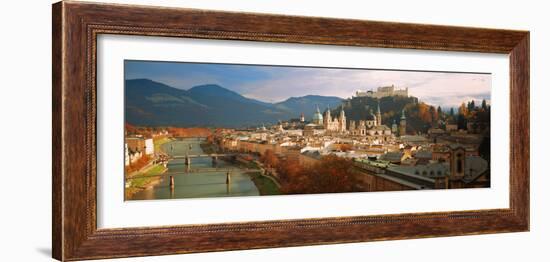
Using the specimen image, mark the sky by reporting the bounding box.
[125,60,491,108]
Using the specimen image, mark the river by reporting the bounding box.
[129,138,260,200]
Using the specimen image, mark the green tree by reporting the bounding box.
[467,100,476,111]
[481,99,488,111]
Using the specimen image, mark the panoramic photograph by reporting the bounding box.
[123,60,491,201]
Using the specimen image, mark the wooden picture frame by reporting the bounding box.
[52,1,529,261]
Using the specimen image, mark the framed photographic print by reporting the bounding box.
[52,1,529,261]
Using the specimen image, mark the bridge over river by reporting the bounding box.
[128,138,260,200]
[171,153,236,159]
[169,153,237,165]
[127,167,260,180]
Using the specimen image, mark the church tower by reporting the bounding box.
[276,120,284,132]
[376,101,382,126]
[392,120,398,134]
[449,146,466,188]
[399,109,407,136]
[323,106,331,129]
[338,105,347,132]
[300,112,305,122]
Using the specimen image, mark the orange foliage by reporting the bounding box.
[459,102,468,116]
[125,123,213,138]
[240,154,254,161]
[125,124,159,138]
[166,127,212,138]
[277,155,359,194]
[260,149,279,168]
[125,123,138,134]
[430,106,438,122]
[125,155,151,174]
[339,144,353,152]
[417,103,433,124]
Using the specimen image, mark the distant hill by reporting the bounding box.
[125,79,344,127]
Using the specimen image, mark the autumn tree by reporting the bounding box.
[260,149,279,168]
[417,103,432,124]
[339,144,353,152]
[278,155,360,194]
[461,102,468,115]
[206,134,215,144]
[166,127,212,138]
[276,160,303,187]
[125,154,151,174]
[125,123,137,134]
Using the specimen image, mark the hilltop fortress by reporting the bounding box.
[355,85,408,98]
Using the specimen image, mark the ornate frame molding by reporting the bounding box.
[53,1,529,261]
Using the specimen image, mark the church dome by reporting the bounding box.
[312,111,323,122]
[366,109,377,121]
[311,106,323,124]
[366,114,376,121]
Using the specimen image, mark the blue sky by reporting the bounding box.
[125,60,491,108]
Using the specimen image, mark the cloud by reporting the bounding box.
[125,60,491,108]
[238,68,491,107]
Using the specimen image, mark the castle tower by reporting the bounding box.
[376,101,382,126]
[338,105,346,132]
[399,109,407,136]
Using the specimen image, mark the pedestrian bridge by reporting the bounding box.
[170,153,236,159]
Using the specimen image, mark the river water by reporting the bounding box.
[129,138,259,200]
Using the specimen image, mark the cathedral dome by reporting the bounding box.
[312,112,323,122]
[366,109,377,121]
[311,106,323,124]
[366,114,376,121]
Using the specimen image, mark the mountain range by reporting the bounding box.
[125,79,343,127]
